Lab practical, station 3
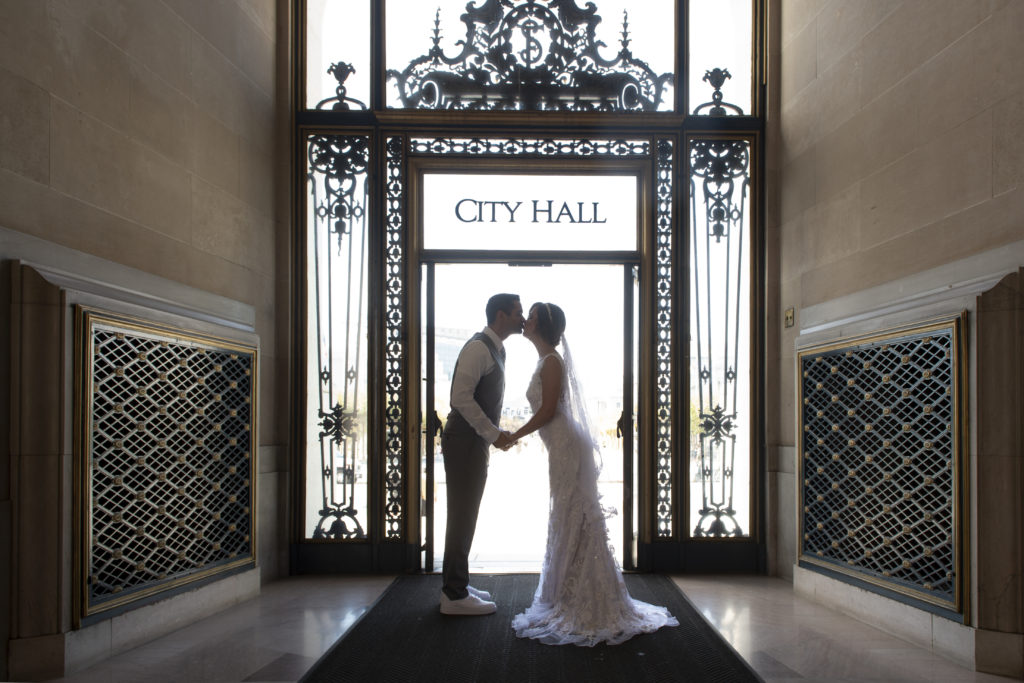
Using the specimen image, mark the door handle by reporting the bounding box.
[616,411,631,439]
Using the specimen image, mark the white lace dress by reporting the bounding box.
[512,353,679,647]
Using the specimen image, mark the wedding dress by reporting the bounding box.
[512,351,679,646]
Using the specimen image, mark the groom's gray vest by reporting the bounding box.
[445,332,504,439]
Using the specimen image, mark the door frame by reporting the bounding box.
[420,260,640,571]
[408,157,651,572]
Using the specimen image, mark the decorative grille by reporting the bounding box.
[655,138,674,538]
[385,135,407,539]
[688,138,751,538]
[307,134,371,540]
[409,134,674,539]
[409,137,649,157]
[386,0,673,111]
[79,309,256,616]
[798,316,966,612]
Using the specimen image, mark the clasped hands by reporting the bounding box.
[493,430,519,451]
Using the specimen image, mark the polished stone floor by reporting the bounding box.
[50,574,1012,682]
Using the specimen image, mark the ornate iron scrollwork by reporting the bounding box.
[387,0,672,111]
[410,136,649,157]
[693,67,744,116]
[690,138,750,538]
[384,136,406,540]
[655,138,674,537]
[308,134,370,540]
[316,61,369,111]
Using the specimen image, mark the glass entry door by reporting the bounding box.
[422,262,638,572]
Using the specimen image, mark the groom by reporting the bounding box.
[440,293,524,615]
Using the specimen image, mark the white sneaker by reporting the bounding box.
[467,585,492,601]
[440,592,496,615]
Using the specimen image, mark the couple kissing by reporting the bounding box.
[440,293,678,647]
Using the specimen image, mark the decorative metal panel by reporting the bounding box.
[798,316,966,612]
[655,138,674,538]
[410,134,674,540]
[78,309,256,617]
[688,138,751,538]
[385,135,407,539]
[409,137,649,157]
[387,0,673,111]
[307,134,371,540]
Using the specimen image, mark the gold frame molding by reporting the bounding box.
[73,306,259,623]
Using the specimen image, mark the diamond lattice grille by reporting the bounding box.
[84,315,256,614]
[799,322,963,610]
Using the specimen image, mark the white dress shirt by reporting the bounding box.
[449,326,504,444]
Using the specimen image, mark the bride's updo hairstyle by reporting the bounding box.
[532,302,566,347]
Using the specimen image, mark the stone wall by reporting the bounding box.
[0,0,290,577]
[0,0,290,678]
[770,0,1024,673]
[771,0,1024,578]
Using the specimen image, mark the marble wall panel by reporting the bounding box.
[779,16,817,106]
[812,113,867,202]
[801,183,860,268]
[13,453,63,638]
[46,1,131,131]
[779,85,819,162]
[127,60,192,168]
[779,148,816,224]
[856,76,920,179]
[775,467,796,579]
[801,186,1024,308]
[189,34,250,138]
[975,628,1024,679]
[994,92,1024,197]
[163,0,275,98]
[50,100,192,243]
[813,46,861,141]
[190,178,275,278]
[239,0,278,41]
[0,68,50,184]
[239,141,276,219]
[974,1,1024,107]
[257,471,287,582]
[0,1,57,92]
[976,271,1024,634]
[780,0,824,48]
[815,0,897,76]
[52,0,192,96]
[860,112,992,250]
[189,105,241,198]
[258,352,285,447]
[859,0,994,108]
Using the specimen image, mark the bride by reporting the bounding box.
[507,302,678,646]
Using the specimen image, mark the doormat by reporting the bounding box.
[301,573,762,682]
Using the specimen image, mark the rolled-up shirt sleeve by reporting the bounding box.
[449,340,501,444]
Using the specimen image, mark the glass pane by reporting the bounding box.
[429,263,628,570]
[386,0,675,111]
[306,0,371,110]
[688,138,751,537]
[422,173,637,251]
[304,135,370,539]
[688,0,753,115]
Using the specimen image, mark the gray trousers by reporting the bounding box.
[440,428,489,600]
